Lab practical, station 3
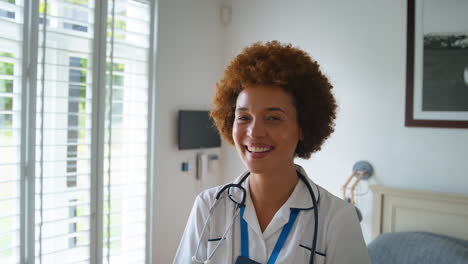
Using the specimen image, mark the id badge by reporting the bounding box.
[234,256,261,264]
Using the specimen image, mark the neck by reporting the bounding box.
[248,164,299,213]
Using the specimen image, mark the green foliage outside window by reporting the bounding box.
[107,17,127,31]
[0,62,14,75]
[1,0,16,4]
[0,114,13,128]
[79,58,88,68]
[0,97,13,111]
[107,15,127,40]
[79,70,87,83]
[0,52,14,58]
[0,80,13,93]
[106,74,124,86]
[1,130,12,137]
[78,101,86,113]
[114,19,126,31]
[39,1,51,14]
[80,86,86,98]
[64,0,88,5]
[106,62,125,72]
[107,31,126,40]
[78,114,86,131]
[78,101,86,139]
[72,85,86,99]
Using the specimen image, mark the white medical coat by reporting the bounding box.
[173,166,370,264]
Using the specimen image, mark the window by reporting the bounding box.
[0,0,23,263]
[103,1,151,262]
[0,0,154,263]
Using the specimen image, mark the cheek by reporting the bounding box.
[272,127,294,141]
[232,124,242,146]
[276,128,300,148]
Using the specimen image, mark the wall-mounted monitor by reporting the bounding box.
[178,110,221,150]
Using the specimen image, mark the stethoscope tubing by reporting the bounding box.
[192,171,318,264]
[192,199,243,263]
[302,172,319,264]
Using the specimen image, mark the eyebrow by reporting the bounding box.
[235,107,287,114]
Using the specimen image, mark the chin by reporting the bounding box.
[243,160,273,174]
[246,166,265,174]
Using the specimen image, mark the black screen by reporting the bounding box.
[178,110,221,150]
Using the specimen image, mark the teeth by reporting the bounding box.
[247,146,271,153]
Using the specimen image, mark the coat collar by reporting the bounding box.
[229,164,320,239]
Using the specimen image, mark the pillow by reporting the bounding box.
[367,231,468,264]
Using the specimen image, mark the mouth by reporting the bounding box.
[244,145,274,156]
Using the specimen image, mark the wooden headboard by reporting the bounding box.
[370,185,468,241]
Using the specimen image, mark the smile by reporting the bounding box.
[245,145,274,153]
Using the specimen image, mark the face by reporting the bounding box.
[232,85,303,174]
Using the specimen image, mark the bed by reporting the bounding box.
[367,185,468,263]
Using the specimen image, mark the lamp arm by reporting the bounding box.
[350,171,365,204]
[342,170,357,200]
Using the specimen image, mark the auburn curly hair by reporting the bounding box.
[210,41,337,159]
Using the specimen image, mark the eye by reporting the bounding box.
[266,116,281,121]
[236,115,250,122]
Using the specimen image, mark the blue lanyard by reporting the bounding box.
[240,206,300,264]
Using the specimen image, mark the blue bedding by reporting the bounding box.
[367,231,468,264]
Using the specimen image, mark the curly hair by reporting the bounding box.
[210,41,337,159]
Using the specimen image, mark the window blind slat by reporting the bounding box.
[36,230,90,242]
[0,245,20,255]
[40,203,90,212]
[35,187,90,196]
[38,244,89,257]
[34,214,91,226]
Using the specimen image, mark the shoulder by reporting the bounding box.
[196,173,247,209]
[194,185,223,209]
[315,185,360,226]
[313,186,370,263]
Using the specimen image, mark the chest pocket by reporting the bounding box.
[207,237,223,254]
[296,244,326,264]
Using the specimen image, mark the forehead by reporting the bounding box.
[236,85,296,111]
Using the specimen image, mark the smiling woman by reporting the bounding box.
[211,41,336,159]
[173,41,370,264]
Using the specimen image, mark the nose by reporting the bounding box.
[247,119,266,138]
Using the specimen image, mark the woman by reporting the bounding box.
[174,41,370,264]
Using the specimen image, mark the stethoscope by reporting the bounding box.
[192,170,319,264]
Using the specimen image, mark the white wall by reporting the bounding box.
[423,0,468,34]
[221,0,468,243]
[152,0,225,262]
